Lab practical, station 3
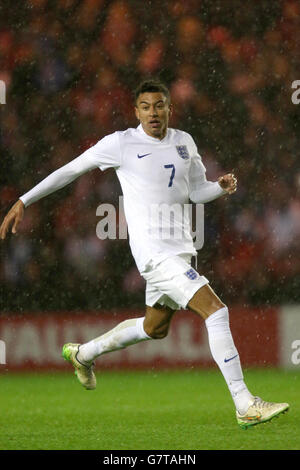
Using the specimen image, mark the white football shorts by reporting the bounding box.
[141,254,209,310]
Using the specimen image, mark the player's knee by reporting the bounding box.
[144,324,169,339]
[150,330,169,339]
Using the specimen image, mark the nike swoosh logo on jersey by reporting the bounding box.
[224,354,238,363]
[137,153,152,158]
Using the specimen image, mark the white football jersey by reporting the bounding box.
[82,124,205,272]
[20,124,224,273]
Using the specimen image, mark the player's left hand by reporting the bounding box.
[218,173,237,195]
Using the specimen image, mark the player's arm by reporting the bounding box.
[189,168,237,204]
[0,132,121,240]
[0,152,98,240]
[217,173,237,195]
[187,136,237,203]
[0,199,25,239]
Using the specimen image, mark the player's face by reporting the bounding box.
[135,92,171,140]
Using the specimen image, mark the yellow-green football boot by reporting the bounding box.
[237,396,289,429]
[62,343,96,390]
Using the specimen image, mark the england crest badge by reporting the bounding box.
[176,145,190,160]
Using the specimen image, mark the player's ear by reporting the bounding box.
[135,106,140,121]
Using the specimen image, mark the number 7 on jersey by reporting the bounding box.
[164,164,175,187]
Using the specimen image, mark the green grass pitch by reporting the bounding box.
[0,368,299,450]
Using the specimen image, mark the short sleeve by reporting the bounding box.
[82,131,121,171]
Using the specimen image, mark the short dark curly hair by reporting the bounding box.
[134,79,170,104]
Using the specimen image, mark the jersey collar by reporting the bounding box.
[137,123,170,143]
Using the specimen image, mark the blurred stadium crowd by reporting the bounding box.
[0,0,299,312]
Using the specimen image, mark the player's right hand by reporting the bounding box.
[0,199,25,240]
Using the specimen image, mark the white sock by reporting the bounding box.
[205,306,254,414]
[78,316,151,363]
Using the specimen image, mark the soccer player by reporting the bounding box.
[0,80,289,428]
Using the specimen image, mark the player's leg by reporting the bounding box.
[62,304,175,389]
[188,285,253,412]
[143,304,176,339]
[188,285,289,427]
[62,316,150,389]
[78,304,175,361]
